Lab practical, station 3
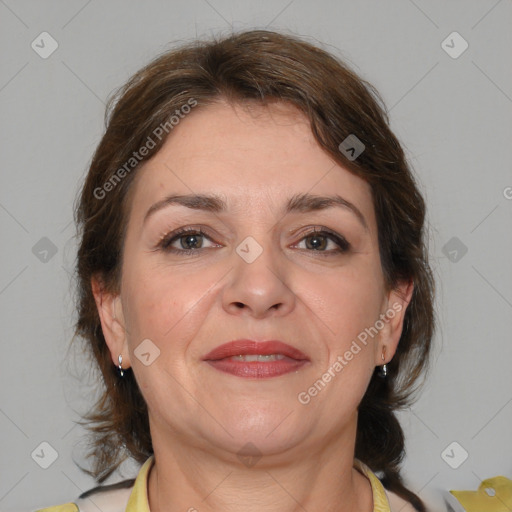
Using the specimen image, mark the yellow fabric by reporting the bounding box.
[450,475,512,512]
[125,455,154,510]
[37,455,394,511]
[354,459,392,512]
[36,503,79,512]
[125,456,392,512]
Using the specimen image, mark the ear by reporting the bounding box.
[91,274,131,371]
[377,279,414,365]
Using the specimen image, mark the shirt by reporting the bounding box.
[35,456,417,512]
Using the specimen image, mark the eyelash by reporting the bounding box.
[158,227,217,255]
[157,226,351,256]
[296,227,351,255]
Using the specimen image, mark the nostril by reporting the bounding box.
[234,302,245,309]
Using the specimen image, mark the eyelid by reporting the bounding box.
[156,225,350,254]
[157,226,219,251]
[291,226,351,252]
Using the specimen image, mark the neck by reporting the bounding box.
[147,422,373,512]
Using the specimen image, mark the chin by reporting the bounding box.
[212,405,311,454]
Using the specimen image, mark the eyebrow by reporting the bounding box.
[143,192,368,229]
[144,194,225,224]
[285,193,368,229]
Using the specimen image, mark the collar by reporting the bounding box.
[353,459,392,512]
[125,455,154,511]
[126,456,392,512]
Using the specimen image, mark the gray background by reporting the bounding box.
[1,1,511,511]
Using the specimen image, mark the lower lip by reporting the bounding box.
[205,358,309,378]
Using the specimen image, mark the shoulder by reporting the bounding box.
[35,456,155,512]
[354,458,420,512]
[385,488,419,512]
[34,478,134,512]
[35,505,79,512]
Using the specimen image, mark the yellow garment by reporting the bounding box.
[125,455,153,510]
[36,505,78,512]
[450,475,512,511]
[354,459,394,512]
[37,456,411,511]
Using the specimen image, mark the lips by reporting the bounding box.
[202,340,309,361]
[202,340,310,379]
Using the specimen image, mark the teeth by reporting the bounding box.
[227,354,286,362]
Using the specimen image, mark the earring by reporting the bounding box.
[380,350,387,378]
[118,354,124,377]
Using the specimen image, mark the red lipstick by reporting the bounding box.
[203,340,309,379]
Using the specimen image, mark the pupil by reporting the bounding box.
[183,234,201,249]
[307,235,326,250]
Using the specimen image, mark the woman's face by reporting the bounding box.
[96,99,410,458]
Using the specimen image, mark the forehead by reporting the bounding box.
[128,99,374,222]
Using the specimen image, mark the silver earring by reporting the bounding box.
[380,350,387,378]
[118,354,124,377]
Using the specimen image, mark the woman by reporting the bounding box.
[38,29,434,512]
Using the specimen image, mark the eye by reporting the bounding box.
[159,228,219,253]
[295,229,350,254]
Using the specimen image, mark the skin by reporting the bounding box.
[92,99,413,512]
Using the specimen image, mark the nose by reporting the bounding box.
[221,241,296,319]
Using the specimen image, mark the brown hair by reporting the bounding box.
[73,29,434,511]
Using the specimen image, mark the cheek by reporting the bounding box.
[121,258,218,348]
[295,268,381,413]
[298,264,384,337]
[120,261,217,408]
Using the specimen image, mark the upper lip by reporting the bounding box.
[203,340,309,361]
